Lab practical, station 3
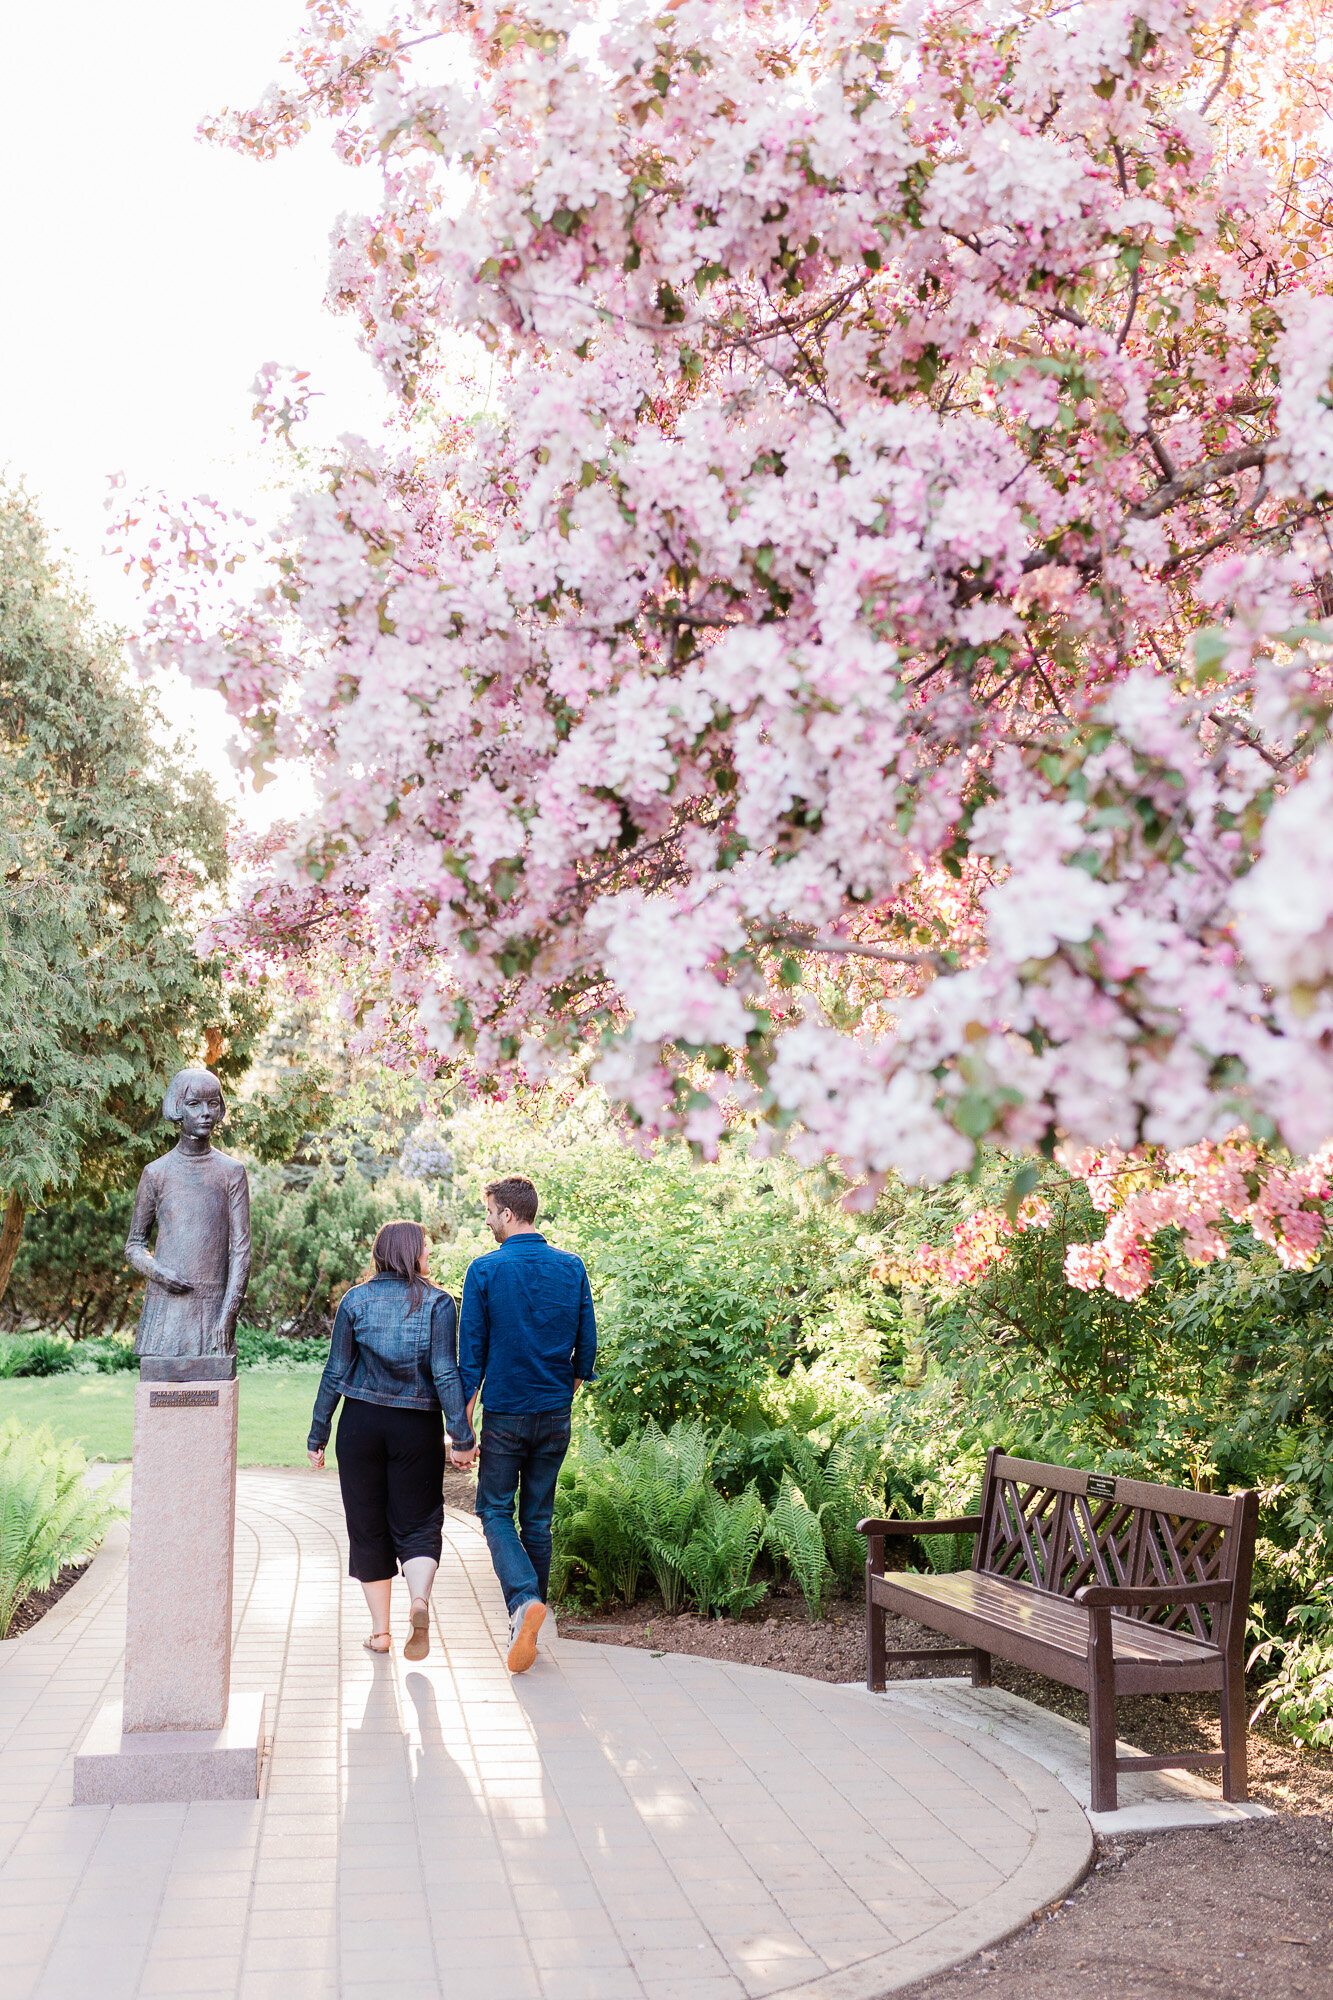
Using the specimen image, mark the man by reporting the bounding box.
[459,1174,597,1673]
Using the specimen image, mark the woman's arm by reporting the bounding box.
[308,1294,355,1453]
[429,1293,475,1453]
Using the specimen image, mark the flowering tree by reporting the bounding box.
[124,0,1333,1271]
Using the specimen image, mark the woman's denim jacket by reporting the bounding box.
[308,1274,474,1452]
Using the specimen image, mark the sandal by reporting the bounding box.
[363,1631,392,1653]
[404,1599,430,1662]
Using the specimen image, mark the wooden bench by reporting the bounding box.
[858,1447,1258,1812]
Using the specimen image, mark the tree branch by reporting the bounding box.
[1162,481,1267,573]
[1202,17,1244,116]
[1130,443,1269,522]
[1116,264,1141,350]
[1143,425,1177,481]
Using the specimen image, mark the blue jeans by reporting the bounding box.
[474,1408,572,1616]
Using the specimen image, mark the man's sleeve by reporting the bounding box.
[458,1262,489,1402]
[573,1262,597,1383]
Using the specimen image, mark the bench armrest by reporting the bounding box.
[859,1516,982,1580]
[1074,1581,1234,1610]
[857,1517,983,1538]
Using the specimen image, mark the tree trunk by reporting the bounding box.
[0,1193,26,1310]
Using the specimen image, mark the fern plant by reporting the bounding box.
[766,1473,832,1620]
[0,1421,124,1637]
[555,1428,650,1605]
[675,1485,767,1620]
[918,1490,984,1577]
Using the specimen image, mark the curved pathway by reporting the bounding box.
[0,1470,1090,2000]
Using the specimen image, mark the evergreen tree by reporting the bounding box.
[0,487,269,1302]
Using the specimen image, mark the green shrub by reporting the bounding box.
[550,1445,648,1608]
[245,1164,447,1333]
[429,1100,886,1439]
[77,1335,138,1374]
[1249,1584,1333,1749]
[552,1412,892,1622]
[553,1419,724,1614]
[632,1421,717,1612]
[3,1195,140,1340]
[0,1421,125,1636]
[234,1323,327,1368]
[0,1334,76,1378]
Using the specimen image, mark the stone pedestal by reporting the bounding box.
[74,1360,264,1804]
[72,1692,265,1805]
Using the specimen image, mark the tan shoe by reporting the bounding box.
[507,1600,546,1674]
[404,1600,430,1662]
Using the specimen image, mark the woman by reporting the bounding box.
[307,1220,476,1658]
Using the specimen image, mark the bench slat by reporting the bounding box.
[872,1570,1221,1664]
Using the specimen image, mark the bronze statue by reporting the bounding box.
[125,1069,251,1369]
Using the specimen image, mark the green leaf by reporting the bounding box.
[1005,1162,1041,1222]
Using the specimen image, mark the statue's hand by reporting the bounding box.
[154,1267,193,1295]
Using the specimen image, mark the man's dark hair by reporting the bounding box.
[485,1175,539,1225]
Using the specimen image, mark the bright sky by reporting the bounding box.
[0,0,391,827]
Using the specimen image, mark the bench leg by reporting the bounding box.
[1088,1608,1118,1814]
[1220,1653,1249,1802]
[866,1572,886,1693]
[972,1649,992,1688]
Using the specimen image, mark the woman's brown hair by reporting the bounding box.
[371,1220,430,1313]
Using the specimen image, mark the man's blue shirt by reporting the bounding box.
[459,1232,597,1413]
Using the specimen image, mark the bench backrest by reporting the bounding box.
[974,1448,1257,1649]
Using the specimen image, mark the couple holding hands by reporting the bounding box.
[307,1174,597,1675]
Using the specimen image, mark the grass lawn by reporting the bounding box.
[0,1367,332,1467]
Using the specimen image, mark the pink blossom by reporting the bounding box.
[112,0,1333,1206]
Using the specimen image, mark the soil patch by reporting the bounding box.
[5,1560,91,1638]
[900,1817,1333,1999]
[442,1469,478,1512]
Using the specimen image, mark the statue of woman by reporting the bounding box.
[125,1069,251,1358]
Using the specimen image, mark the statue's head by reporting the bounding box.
[163,1068,226,1140]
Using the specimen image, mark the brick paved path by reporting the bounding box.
[0,1470,1088,2000]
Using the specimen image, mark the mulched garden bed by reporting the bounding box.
[5,1560,91,1639]
[559,1590,1333,1997]
[899,1817,1333,2000]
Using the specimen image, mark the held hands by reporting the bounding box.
[307,1447,325,1471]
[447,1439,478,1471]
